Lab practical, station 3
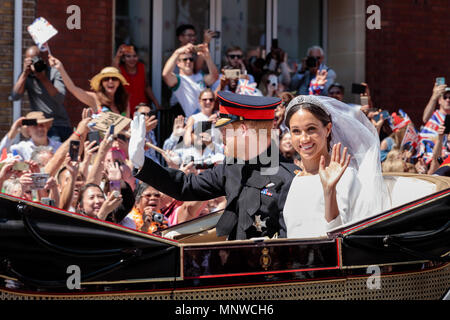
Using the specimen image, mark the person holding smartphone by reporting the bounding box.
[289,45,337,96]
[418,87,450,165]
[422,79,448,124]
[211,46,256,93]
[8,111,61,161]
[162,42,219,118]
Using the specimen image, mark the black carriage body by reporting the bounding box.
[0,186,449,298]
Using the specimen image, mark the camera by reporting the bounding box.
[152,212,165,225]
[22,119,37,126]
[193,158,215,169]
[306,56,318,68]
[31,56,47,73]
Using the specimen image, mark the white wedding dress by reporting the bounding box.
[281,95,391,239]
[283,167,360,238]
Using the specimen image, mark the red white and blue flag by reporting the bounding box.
[401,125,419,150]
[418,110,447,164]
[236,79,261,96]
[389,109,411,132]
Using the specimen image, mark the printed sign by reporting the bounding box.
[27,17,58,51]
[90,112,131,136]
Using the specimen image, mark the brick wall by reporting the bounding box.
[366,0,450,127]
[0,0,14,136]
[0,0,112,138]
[0,0,36,137]
[36,0,114,127]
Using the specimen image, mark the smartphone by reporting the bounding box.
[200,121,212,132]
[352,83,367,95]
[109,124,115,136]
[0,161,29,171]
[22,119,37,126]
[193,45,202,53]
[374,110,390,122]
[87,131,101,146]
[272,38,278,49]
[13,162,29,171]
[444,115,450,135]
[212,31,221,38]
[183,156,195,165]
[69,140,80,162]
[41,197,55,207]
[436,77,446,85]
[360,96,369,106]
[224,69,241,79]
[29,173,49,190]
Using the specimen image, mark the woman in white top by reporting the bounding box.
[283,95,390,238]
[183,88,220,147]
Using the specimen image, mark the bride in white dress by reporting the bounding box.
[283,95,391,238]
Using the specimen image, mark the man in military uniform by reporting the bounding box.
[129,91,298,240]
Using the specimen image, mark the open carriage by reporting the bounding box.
[0,173,449,300]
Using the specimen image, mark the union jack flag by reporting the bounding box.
[236,79,261,96]
[401,125,419,150]
[389,109,411,132]
[418,110,447,164]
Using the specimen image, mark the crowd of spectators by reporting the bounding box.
[3,23,450,236]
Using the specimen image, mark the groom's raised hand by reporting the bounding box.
[128,112,146,170]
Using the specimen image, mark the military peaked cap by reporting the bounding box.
[215,91,281,128]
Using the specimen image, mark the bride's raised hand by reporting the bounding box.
[319,143,351,193]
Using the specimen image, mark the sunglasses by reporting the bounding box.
[228,54,242,59]
[140,112,156,118]
[181,57,194,62]
[102,77,119,82]
[443,95,450,100]
[201,98,214,102]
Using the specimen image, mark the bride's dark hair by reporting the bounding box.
[285,102,333,151]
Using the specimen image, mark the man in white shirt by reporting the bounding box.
[162,43,218,118]
[9,111,61,160]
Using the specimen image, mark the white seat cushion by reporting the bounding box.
[383,176,436,208]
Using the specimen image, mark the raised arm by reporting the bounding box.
[319,143,351,223]
[48,55,97,112]
[197,44,219,86]
[11,57,33,99]
[162,44,194,88]
[129,113,225,201]
[85,128,114,185]
[428,125,446,174]
[44,109,91,177]
[423,83,446,124]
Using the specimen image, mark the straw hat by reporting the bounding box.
[89,66,129,92]
[24,111,53,124]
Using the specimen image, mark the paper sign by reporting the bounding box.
[27,17,58,51]
[90,112,131,136]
